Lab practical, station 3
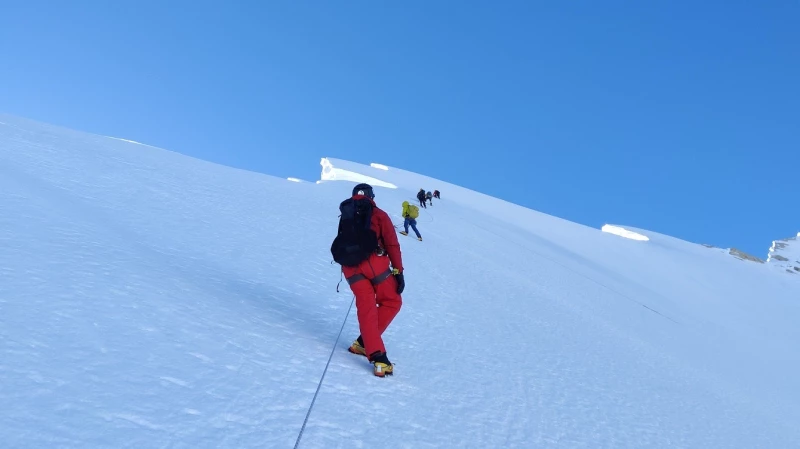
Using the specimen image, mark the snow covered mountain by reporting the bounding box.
[2,114,800,448]
[699,233,800,274]
[768,233,800,275]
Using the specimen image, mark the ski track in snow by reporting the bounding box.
[1,115,799,448]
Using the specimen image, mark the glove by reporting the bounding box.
[393,269,405,294]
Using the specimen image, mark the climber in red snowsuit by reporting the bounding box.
[342,184,404,376]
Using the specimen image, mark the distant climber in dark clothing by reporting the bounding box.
[416,189,427,208]
[426,191,433,206]
[433,190,440,200]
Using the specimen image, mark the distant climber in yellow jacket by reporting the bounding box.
[399,201,422,241]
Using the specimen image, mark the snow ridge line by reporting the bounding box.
[294,295,355,449]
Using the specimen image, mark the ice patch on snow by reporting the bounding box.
[160,376,189,387]
[108,137,143,145]
[320,158,397,189]
[106,136,157,148]
[370,163,389,170]
[107,413,162,430]
[602,224,650,241]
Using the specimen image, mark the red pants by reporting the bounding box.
[350,274,402,357]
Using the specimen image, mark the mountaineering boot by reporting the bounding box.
[369,351,393,377]
[399,231,408,236]
[348,336,366,357]
[417,237,423,241]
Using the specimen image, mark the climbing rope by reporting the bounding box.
[293,295,355,449]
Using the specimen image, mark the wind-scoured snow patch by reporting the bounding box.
[370,163,389,170]
[287,177,302,183]
[319,158,397,189]
[703,244,765,264]
[602,224,650,241]
[729,248,764,263]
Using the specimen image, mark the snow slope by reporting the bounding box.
[2,115,800,448]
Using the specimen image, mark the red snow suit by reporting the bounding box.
[342,195,403,357]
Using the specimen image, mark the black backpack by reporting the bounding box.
[331,197,379,267]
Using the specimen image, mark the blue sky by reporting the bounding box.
[2,1,797,256]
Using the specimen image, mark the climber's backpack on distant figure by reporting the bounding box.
[331,197,379,267]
